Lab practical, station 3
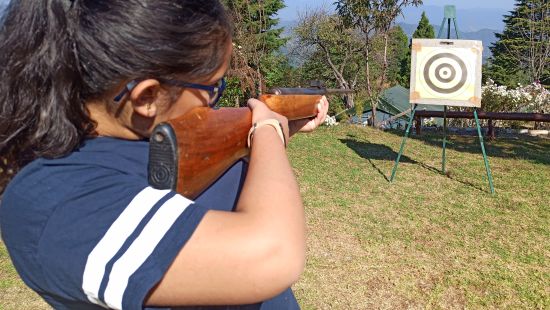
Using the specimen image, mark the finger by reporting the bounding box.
[316,96,327,112]
[322,96,329,112]
[315,103,328,125]
[247,98,265,110]
[320,97,329,121]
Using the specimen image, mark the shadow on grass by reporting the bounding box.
[384,129,550,166]
[340,137,487,192]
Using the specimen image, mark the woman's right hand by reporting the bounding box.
[247,98,290,146]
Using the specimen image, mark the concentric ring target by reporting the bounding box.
[423,53,467,94]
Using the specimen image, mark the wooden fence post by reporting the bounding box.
[487,119,495,140]
[415,116,422,135]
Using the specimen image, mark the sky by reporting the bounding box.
[413,0,516,9]
[0,0,519,31]
[280,0,517,16]
[279,0,518,31]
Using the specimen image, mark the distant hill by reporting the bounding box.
[397,23,498,61]
[279,20,298,37]
[278,20,499,62]
[279,2,509,33]
[399,5,508,32]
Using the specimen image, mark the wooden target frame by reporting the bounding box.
[410,39,483,108]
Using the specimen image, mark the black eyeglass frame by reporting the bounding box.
[113,77,227,108]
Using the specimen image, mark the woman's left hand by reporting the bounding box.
[289,96,330,137]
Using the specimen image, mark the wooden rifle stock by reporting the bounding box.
[148,94,323,199]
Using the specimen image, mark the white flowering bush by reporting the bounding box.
[324,115,339,126]
[424,117,437,127]
[482,79,550,113]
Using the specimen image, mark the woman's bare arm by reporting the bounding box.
[146,100,307,306]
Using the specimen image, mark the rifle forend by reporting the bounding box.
[148,88,350,199]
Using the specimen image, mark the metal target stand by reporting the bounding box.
[390,5,495,194]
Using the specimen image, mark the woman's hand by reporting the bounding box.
[247,98,290,145]
[289,96,329,137]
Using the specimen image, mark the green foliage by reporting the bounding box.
[222,0,287,53]
[397,52,412,87]
[486,0,550,87]
[218,53,297,108]
[298,52,338,85]
[294,12,365,80]
[293,10,364,109]
[399,11,436,87]
[333,0,422,124]
[413,11,435,39]
[221,0,293,104]
[217,77,245,107]
[387,26,410,86]
[261,52,297,89]
[354,100,364,118]
[335,0,376,31]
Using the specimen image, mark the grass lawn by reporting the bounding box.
[1,125,549,309]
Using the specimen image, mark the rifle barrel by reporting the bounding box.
[269,87,353,96]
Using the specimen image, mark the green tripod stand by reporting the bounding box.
[390,5,495,194]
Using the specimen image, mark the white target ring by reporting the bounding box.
[420,50,470,98]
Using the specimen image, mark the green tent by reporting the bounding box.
[366,85,445,127]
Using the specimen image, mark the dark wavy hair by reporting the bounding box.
[0,0,232,192]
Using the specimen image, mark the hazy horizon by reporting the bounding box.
[279,0,518,31]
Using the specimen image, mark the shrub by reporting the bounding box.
[482,79,549,113]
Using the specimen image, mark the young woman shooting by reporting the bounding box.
[0,0,329,309]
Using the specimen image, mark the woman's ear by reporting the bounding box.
[129,79,162,118]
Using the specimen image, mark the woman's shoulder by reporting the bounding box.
[4,137,149,201]
[0,138,151,250]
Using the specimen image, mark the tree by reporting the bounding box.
[399,11,435,86]
[222,0,289,105]
[335,0,422,127]
[386,26,410,86]
[413,11,435,39]
[486,0,550,87]
[293,9,364,109]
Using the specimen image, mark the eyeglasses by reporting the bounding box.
[113,77,227,108]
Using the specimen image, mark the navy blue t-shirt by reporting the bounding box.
[0,137,299,310]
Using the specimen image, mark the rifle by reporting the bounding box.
[148,82,353,199]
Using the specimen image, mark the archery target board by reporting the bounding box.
[410,39,483,108]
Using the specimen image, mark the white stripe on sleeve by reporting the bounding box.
[82,187,171,306]
[103,194,194,310]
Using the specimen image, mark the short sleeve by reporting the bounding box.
[36,179,209,310]
[1,139,249,310]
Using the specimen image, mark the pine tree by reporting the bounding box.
[387,26,410,86]
[413,11,435,39]
[399,11,435,87]
[220,0,288,105]
[486,0,549,87]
